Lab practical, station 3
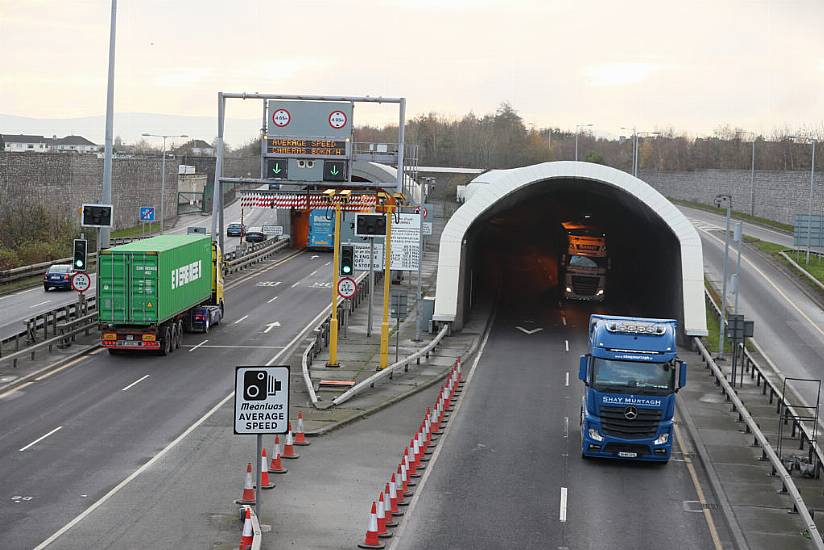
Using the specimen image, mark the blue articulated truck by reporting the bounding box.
[308,208,335,250]
[578,315,687,462]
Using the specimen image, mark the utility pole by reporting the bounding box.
[327,201,343,367]
[379,205,394,370]
[733,221,743,314]
[749,138,756,217]
[99,0,117,250]
[575,123,592,161]
[807,139,817,264]
[716,194,732,359]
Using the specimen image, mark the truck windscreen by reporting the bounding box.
[569,255,606,268]
[592,358,675,394]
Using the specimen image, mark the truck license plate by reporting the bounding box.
[618,451,638,458]
[119,341,141,347]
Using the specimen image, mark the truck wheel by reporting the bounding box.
[175,321,183,349]
[219,300,224,316]
[169,324,177,354]
[161,327,171,356]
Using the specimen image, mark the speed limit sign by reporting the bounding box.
[71,272,91,293]
[337,277,357,299]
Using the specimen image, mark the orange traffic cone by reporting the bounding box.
[259,448,275,490]
[293,411,311,446]
[268,437,288,474]
[239,507,254,550]
[383,486,399,527]
[282,428,300,459]
[376,492,393,538]
[392,472,407,508]
[235,463,255,505]
[387,480,403,517]
[456,356,465,386]
[357,502,385,549]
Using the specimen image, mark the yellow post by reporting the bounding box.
[379,205,394,369]
[327,203,342,367]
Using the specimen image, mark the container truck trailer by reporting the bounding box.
[97,235,224,355]
[578,315,687,462]
[560,221,609,302]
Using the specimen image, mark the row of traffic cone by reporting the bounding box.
[236,412,312,548]
[358,358,464,548]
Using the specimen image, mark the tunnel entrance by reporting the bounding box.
[434,162,706,338]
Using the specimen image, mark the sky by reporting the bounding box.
[1,0,823,145]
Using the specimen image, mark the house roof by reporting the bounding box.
[189,139,213,148]
[1,134,47,143]
[54,135,96,146]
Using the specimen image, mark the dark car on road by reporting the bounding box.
[226,222,246,237]
[43,264,74,291]
[244,226,266,243]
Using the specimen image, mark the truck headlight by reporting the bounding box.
[654,433,669,445]
[588,427,604,442]
[565,287,572,293]
[596,289,604,296]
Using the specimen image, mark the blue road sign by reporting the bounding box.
[140,207,156,222]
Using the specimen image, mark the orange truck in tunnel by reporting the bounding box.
[560,221,609,302]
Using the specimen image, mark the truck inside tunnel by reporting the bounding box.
[460,178,683,329]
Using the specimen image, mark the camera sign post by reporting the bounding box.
[234,365,290,519]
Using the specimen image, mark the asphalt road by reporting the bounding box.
[0,197,276,343]
[677,204,794,247]
[0,248,335,550]
[395,299,720,550]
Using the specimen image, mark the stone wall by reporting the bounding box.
[0,153,261,230]
[640,168,824,225]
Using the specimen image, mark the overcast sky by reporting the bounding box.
[2,0,823,142]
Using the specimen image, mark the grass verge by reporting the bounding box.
[669,197,794,233]
[112,222,161,239]
[749,239,824,302]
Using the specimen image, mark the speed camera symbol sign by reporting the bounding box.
[234,366,290,434]
[272,109,291,128]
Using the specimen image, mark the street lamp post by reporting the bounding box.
[807,138,818,263]
[575,124,593,161]
[142,133,188,233]
[736,130,758,217]
[621,128,659,177]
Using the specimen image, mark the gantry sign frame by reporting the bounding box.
[209,93,407,253]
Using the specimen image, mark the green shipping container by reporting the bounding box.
[98,235,213,325]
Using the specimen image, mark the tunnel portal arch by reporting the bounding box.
[433,161,707,337]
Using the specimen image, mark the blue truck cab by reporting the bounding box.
[579,315,687,462]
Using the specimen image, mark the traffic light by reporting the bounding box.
[340,245,354,277]
[73,239,88,271]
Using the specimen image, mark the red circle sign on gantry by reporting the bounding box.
[272,108,291,127]
[337,276,357,299]
[328,110,348,129]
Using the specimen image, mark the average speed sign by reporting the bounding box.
[71,272,91,293]
[337,277,357,299]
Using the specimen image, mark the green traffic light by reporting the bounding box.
[343,266,352,274]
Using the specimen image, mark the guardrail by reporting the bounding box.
[239,505,263,550]
[224,237,291,274]
[0,311,98,369]
[0,237,146,285]
[0,297,96,358]
[779,251,824,293]
[693,335,824,547]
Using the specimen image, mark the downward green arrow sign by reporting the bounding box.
[272,163,282,174]
[330,165,340,176]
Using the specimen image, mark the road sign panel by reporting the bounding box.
[71,272,91,293]
[355,213,386,237]
[261,224,283,237]
[266,138,347,158]
[139,207,155,222]
[329,110,348,129]
[324,160,346,182]
[337,277,357,299]
[81,203,113,228]
[271,108,291,128]
[234,366,290,434]
[266,158,288,179]
[422,222,433,235]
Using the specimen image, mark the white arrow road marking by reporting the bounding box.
[121,375,150,391]
[515,326,543,335]
[267,296,279,304]
[263,322,281,334]
[19,426,62,452]
[233,315,249,325]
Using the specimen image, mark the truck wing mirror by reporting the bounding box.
[677,360,687,390]
[578,355,588,384]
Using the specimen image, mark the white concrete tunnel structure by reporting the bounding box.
[433,161,708,337]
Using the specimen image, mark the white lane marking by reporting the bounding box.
[29,300,51,308]
[291,281,300,288]
[563,417,569,438]
[19,426,62,452]
[263,322,281,334]
[565,372,569,386]
[311,255,319,259]
[562,316,567,326]
[14,288,38,296]
[233,315,249,325]
[559,487,568,522]
[564,340,569,352]
[324,261,331,266]
[267,296,279,304]
[188,339,208,352]
[35,355,92,382]
[700,228,824,340]
[309,270,317,276]
[0,381,33,399]
[121,375,150,392]
[273,281,282,286]
[33,393,235,549]
[181,344,285,349]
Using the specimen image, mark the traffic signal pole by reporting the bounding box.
[327,203,342,367]
[379,206,394,370]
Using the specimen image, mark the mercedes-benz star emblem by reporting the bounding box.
[624,406,638,420]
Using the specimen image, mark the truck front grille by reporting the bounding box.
[571,275,599,296]
[600,406,661,439]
